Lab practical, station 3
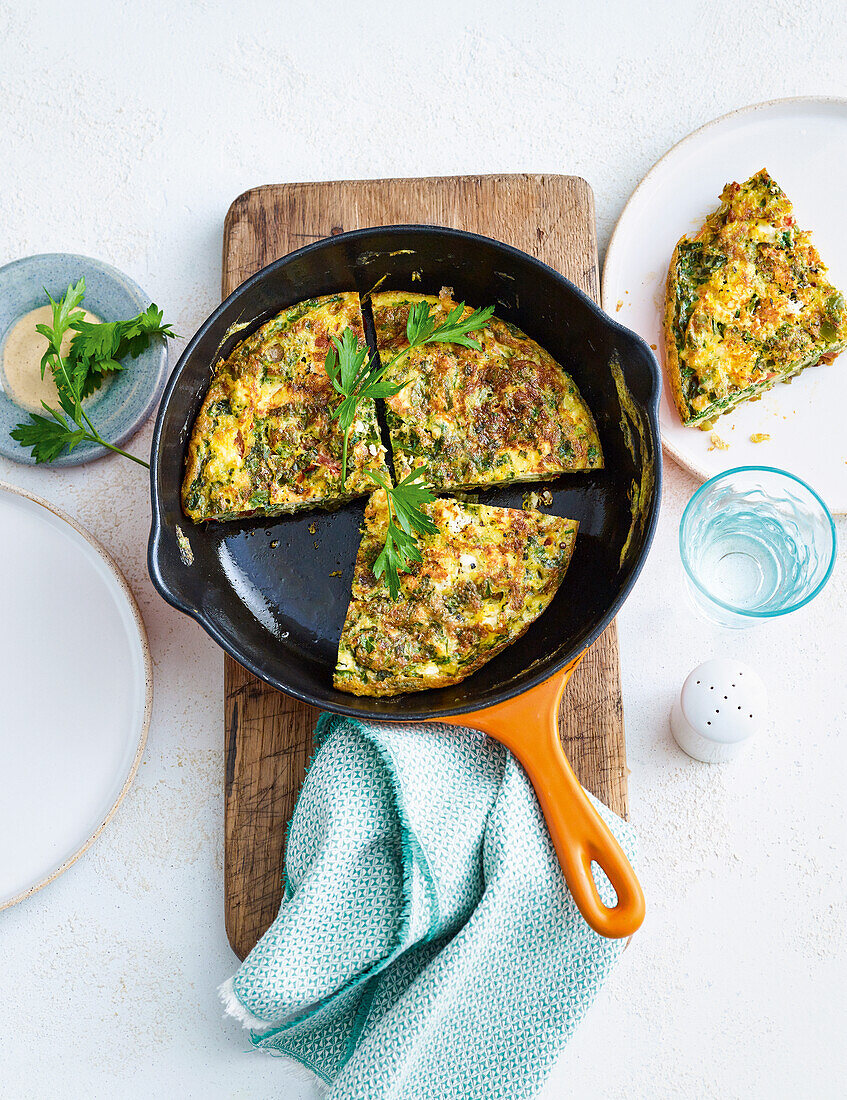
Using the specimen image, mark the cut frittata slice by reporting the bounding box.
[665,169,847,427]
[334,491,578,696]
[182,294,389,522]
[371,290,603,492]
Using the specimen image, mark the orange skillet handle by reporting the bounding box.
[440,664,645,939]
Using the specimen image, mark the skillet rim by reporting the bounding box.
[148,223,662,720]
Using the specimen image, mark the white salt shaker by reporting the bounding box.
[670,658,767,763]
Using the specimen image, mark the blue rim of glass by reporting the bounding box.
[679,465,837,619]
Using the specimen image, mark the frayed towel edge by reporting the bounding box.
[218,977,330,1093]
[218,975,277,1032]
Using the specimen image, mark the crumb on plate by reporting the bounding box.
[708,433,730,451]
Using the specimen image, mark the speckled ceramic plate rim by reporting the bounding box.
[0,480,153,910]
[0,252,169,467]
[601,95,847,510]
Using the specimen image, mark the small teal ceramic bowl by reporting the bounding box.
[0,253,169,466]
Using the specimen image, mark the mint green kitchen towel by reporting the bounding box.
[220,714,637,1099]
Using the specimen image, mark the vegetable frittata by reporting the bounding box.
[334,492,579,696]
[371,290,603,490]
[182,294,389,522]
[664,169,847,427]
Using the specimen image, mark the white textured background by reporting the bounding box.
[1,1,846,1096]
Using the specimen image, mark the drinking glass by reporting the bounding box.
[679,467,836,628]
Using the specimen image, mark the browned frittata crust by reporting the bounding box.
[372,291,603,491]
[182,293,388,522]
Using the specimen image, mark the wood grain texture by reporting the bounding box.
[223,174,627,961]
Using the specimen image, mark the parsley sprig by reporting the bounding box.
[404,299,495,350]
[368,469,438,599]
[10,278,176,466]
[70,302,176,399]
[324,327,403,486]
[325,299,494,487]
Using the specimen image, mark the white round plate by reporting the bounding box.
[602,97,847,513]
[0,483,151,909]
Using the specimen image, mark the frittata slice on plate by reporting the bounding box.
[371,290,603,492]
[664,169,847,427]
[182,294,389,522]
[334,491,578,697]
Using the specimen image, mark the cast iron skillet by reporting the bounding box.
[149,226,661,937]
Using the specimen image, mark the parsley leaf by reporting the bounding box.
[10,410,88,464]
[69,303,177,399]
[368,469,437,599]
[405,300,495,351]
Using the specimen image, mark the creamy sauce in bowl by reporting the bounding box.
[1,305,102,412]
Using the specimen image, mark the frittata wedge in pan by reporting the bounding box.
[371,291,603,491]
[182,294,389,522]
[665,169,847,427]
[334,491,579,696]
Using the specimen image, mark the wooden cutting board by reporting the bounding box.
[223,175,628,961]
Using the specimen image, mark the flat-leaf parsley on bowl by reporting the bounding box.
[0,253,173,467]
